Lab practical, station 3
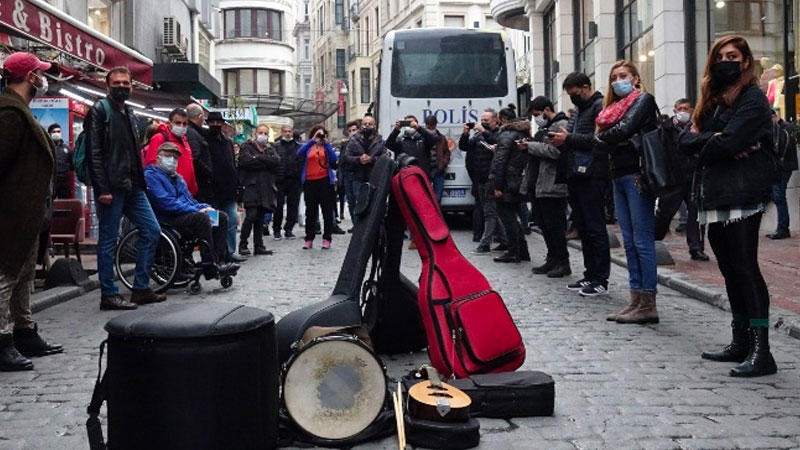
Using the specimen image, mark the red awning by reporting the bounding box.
[0,0,153,86]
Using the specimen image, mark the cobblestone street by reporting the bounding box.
[1,223,799,449]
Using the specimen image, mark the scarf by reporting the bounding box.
[595,89,642,131]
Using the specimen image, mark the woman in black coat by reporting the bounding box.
[679,35,777,378]
[238,124,280,255]
[491,105,531,263]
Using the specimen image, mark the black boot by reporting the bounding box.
[13,324,63,357]
[546,259,572,278]
[0,334,33,371]
[531,258,555,274]
[493,252,520,263]
[730,327,777,377]
[701,320,750,363]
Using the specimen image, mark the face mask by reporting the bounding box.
[158,155,178,173]
[612,79,634,97]
[209,125,222,136]
[256,134,269,145]
[50,132,62,141]
[281,136,293,142]
[110,86,131,103]
[711,60,742,86]
[480,121,491,130]
[533,115,547,128]
[171,125,187,138]
[569,93,586,108]
[675,111,691,124]
[31,73,48,99]
[362,126,375,136]
[402,126,416,137]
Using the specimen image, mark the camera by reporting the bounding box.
[466,122,476,129]
[399,120,412,127]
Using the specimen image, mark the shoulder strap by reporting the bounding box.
[86,340,108,450]
[99,99,112,125]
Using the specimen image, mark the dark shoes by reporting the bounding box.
[767,229,791,240]
[729,328,778,377]
[218,262,240,276]
[332,225,347,235]
[130,288,167,305]
[567,279,592,291]
[285,231,297,239]
[254,246,273,255]
[690,250,710,261]
[531,259,555,274]
[0,335,33,372]
[100,294,138,310]
[13,324,63,357]
[471,245,491,255]
[702,320,750,363]
[347,227,355,234]
[493,252,520,263]
[491,243,509,252]
[238,246,251,256]
[546,260,571,278]
[579,282,609,298]
[228,253,247,263]
[674,223,687,233]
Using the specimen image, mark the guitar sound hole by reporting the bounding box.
[427,392,454,399]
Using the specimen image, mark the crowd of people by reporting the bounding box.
[1,33,793,378]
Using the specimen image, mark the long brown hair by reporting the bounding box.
[693,35,758,128]
[603,60,646,108]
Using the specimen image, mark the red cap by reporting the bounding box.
[1,52,51,78]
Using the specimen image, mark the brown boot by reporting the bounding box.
[616,292,659,324]
[606,291,641,321]
[130,288,167,305]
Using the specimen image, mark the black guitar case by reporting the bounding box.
[404,415,481,450]
[276,155,397,363]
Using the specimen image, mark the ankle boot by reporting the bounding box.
[531,258,554,274]
[701,320,750,362]
[607,291,641,321]
[730,327,777,377]
[0,334,33,371]
[13,324,63,357]
[616,292,659,324]
[546,259,572,278]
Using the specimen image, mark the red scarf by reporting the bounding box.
[595,89,642,131]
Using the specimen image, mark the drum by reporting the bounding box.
[282,335,388,441]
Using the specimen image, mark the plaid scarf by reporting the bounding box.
[595,89,643,131]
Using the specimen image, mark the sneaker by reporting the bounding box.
[471,245,491,255]
[273,231,282,241]
[566,279,592,291]
[322,239,331,250]
[579,282,608,297]
[284,231,297,240]
[303,240,313,249]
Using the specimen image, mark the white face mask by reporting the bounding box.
[402,126,416,137]
[256,134,269,145]
[171,124,187,138]
[158,155,178,173]
[32,73,48,99]
[50,132,62,141]
[675,111,691,124]
[533,115,547,128]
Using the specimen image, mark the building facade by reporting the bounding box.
[491,0,799,230]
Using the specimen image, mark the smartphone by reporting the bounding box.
[399,120,412,127]
[466,122,476,129]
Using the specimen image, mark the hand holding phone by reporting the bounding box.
[399,120,412,127]
[466,122,475,129]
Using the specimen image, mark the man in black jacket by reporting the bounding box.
[549,72,610,295]
[273,125,302,239]
[344,115,385,224]
[87,66,164,310]
[768,109,798,239]
[206,112,245,261]
[460,108,507,254]
[186,104,214,204]
[48,123,73,199]
[386,115,437,176]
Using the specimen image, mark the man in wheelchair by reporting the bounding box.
[145,142,239,279]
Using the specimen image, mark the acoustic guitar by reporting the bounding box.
[407,365,471,422]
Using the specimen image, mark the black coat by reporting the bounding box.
[207,133,239,203]
[776,120,799,172]
[386,126,436,176]
[564,91,608,179]
[679,84,775,210]
[54,140,73,182]
[459,127,498,183]
[238,141,280,211]
[596,92,659,179]
[273,138,303,185]
[186,122,214,203]
[491,119,531,202]
[344,132,386,182]
[86,97,144,195]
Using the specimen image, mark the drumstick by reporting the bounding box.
[392,391,403,450]
[397,382,406,449]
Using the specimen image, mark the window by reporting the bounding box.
[543,6,558,101]
[443,15,464,28]
[365,17,370,52]
[523,35,531,54]
[303,76,312,99]
[335,0,344,25]
[199,32,211,71]
[224,69,285,96]
[351,70,356,103]
[304,1,310,21]
[336,49,346,79]
[87,0,111,36]
[573,0,595,83]
[318,6,324,36]
[303,39,310,60]
[224,8,283,40]
[375,7,380,36]
[617,0,654,96]
[360,67,371,103]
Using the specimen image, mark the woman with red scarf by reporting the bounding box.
[594,60,659,324]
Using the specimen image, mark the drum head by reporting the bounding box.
[283,338,387,440]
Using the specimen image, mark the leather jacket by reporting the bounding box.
[459,127,498,183]
[491,119,531,202]
[596,92,659,179]
[344,132,386,182]
[86,97,144,195]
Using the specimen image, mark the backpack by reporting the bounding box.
[73,99,111,185]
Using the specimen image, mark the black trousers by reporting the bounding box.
[497,201,529,259]
[568,178,611,284]
[304,178,336,241]
[162,211,229,264]
[655,181,704,252]
[708,213,770,320]
[533,197,569,261]
[54,179,71,199]
[240,205,267,249]
[273,182,301,234]
[472,182,484,240]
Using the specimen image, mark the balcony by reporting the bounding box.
[489,0,529,31]
[347,44,369,62]
[350,2,359,22]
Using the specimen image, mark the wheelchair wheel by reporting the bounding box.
[189,281,202,295]
[115,228,181,294]
[220,276,233,289]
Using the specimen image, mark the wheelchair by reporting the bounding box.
[114,221,235,295]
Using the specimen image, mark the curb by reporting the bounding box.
[563,234,800,341]
[31,278,99,313]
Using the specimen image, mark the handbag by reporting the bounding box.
[639,115,682,197]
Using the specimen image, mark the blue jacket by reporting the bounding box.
[297,139,338,184]
[144,165,210,218]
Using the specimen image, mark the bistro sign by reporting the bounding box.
[0,0,152,86]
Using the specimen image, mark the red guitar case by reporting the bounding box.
[391,166,525,378]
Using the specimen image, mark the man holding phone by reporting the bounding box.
[386,115,437,177]
[344,115,385,223]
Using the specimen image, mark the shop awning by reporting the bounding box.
[223,94,339,131]
[153,63,222,101]
[0,0,153,86]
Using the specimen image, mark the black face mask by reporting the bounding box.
[109,86,131,103]
[710,61,742,86]
[480,122,491,130]
[363,126,375,136]
[209,125,222,136]
[569,93,586,108]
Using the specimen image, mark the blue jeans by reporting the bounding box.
[613,174,657,293]
[346,177,365,224]
[97,189,160,295]
[213,200,239,254]
[431,170,445,203]
[771,170,792,232]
